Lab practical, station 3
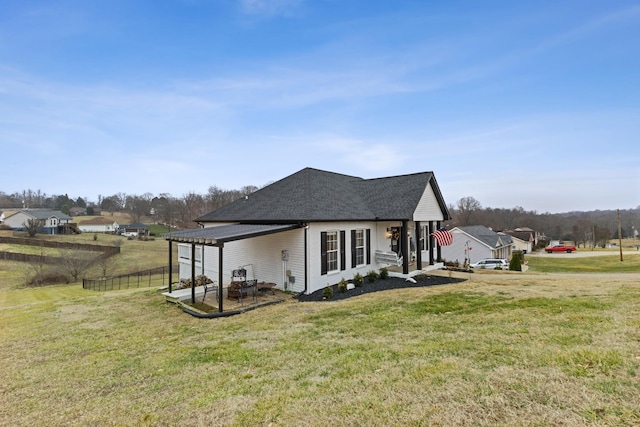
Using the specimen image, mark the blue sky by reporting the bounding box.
[1,0,638,213]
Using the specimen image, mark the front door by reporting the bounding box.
[390,227,401,254]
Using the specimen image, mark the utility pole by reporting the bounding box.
[617,209,623,262]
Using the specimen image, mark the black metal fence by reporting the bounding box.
[82,265,178,291]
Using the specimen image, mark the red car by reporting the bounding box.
[545,244,577,253]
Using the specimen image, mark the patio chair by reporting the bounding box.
[202,280,218,303]
[227,267,257,304]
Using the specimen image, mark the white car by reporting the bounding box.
[470,258,509,270]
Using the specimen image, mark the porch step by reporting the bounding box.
[162,285,206,303]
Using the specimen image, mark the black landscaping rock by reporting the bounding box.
[295,274,466,302]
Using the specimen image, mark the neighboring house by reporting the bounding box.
[3,209,74,234]
[502,227,536,253]
[507,234,531,254]
[440,225,513,265]
[78,217,119,233]
[165,167,452,297]
[119,222,149,236]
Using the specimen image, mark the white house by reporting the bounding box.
[3,210,73,234]
[440,225,513,265]
[508,234,532,254]
[77,217,119,233]
[502,227,535,253]
[164,167,452,304]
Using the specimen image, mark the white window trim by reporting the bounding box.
[326,230,339,274]
[354,229,365,267]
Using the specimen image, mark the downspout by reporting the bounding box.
[303,225,308,295]
[217,243,224,313]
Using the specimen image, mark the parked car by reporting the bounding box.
[470,258,509,269]
[545,244,576,253]
[122,232,138,237]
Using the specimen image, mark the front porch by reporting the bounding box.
[385,261,445,278]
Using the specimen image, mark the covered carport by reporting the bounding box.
[163,223,303,312]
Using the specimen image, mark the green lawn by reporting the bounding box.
[526,252,640,273]
[1,264,638,425]
[0,231,174,289]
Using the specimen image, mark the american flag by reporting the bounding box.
[431,228,453,246]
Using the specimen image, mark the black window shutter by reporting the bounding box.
[320,231,327,275]
[351,230,356,268]
[366,228,371,264]
[340,230,346,271]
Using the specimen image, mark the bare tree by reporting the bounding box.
[126,194,152,223]
[58,249,95,282]
[26,245,48,286]
[95,254,120,278]
[455,196,482,226]
[572,218,592,248]
[206,185,241,211]
[24,218,45,237]
[182,192,206,225]
[101,196,121,215]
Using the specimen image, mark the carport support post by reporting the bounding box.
[191,243,196,304]
[217,243,224,313]
[168,240,173,293]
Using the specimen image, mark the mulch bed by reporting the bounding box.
[295,273,466,302]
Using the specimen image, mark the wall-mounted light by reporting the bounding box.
[385,228,392,239]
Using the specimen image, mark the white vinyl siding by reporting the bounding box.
[413,182,445,221]
[178,227,306,293]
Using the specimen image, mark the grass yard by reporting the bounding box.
[1,258,639,425]
[527,253,640,273]
[0,231,174,289]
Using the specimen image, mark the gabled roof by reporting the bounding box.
[123,222,149,229]
[18,210,72,220]
[78,217,117,225]
[453,225,512,248]
[196,167,450,223]
[503,229,534,242]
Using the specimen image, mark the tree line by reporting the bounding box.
[2,189,638,246]
[449,196,640,248]
[0,185,260,229]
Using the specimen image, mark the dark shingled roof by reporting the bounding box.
[19,210,72,220]
[196,167,450,223]
[457,225,513,248]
